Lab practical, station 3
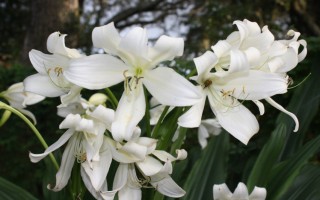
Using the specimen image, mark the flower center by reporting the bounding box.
[45,66,71,91]
[123,69,144,96]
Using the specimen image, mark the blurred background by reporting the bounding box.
[0,0,319,199]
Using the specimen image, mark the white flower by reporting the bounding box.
[179,20,306,144]
[24,32,83,105]
[213,182,266,200]
[0,82,45,123]
[64,22,201,141]
[29,105,114,193]
[100,136,187,200]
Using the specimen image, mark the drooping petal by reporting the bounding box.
[228,50,250,73]
[17,108,37,125]
[29,50,70,74]
[213,183,232,200]
[249,186,267,200]
[211,40,231,58]
[48,135,77,191]
[213,70,288,100]
[232,182,249,199]
[265,97,299,132]
[148,35,184,68]
[143,67,201,106]
[297,39,307,62]
[151,175,186,198]
[60,85,82,106]
[92,22,121,55]
[198,123,210,149]
[29,129,74,163]
[152,149,187,162]
[198,119,222,148]
[178,87,206,128]
[208,90,259,144]
[118,185,141,200]
[80,167,102,199]
[87,105,115,130]
[24,74,67,97]
[59,114,82,129]
[64,54,128,89]
[253,100,265,115]
[135,137,158,154]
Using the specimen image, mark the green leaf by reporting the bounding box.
[267,135,320,199]
[246,123,287,191]
[280,164,320,200]
[182,133,229,200]
[0,176,38,200]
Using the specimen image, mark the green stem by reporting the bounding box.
[152,106,170,139]
[143,87,151,137]
[105,88,119,108]
[0,101,59,170]
[0,110,11,127]
[170,127,187,155]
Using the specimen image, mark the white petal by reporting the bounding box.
[242,26,275,52]
[208,91,259,144]
[48,135,77,191]
[136,156,163,176]
[135,137,158,154]
[80,167,101,199]
[253,100,265,115]
[213,183,232,200]
[59,114,82,129]
[24,74,66,97]
[193,51,218,78]
[152,149,187,162]
[297,39,307,62]
[64,54,128,89]
[46,32,81,58]
[232,182,249,199]
[148,35,184,67]
[143,67,201,106]
[29,129,74,162]
[178,87,206,128]
[87,105,115,130]
[245,47,261,67]
[211,40,231,58]
[119,185,141,200]
[249,186,267,200]
[228,50,250,73]
[198,124,210,149]
[17,108,38,125]
[112,84,145,142]
[60,85,82,106]
[92,22,121,54]
[150,175,185,198]
[265,97,299,132]
[118,27,149,66]
[214,70,288,100]
[29,50,69,74]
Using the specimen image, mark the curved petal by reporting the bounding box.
[111,84,145,142]
[152,149,187,162]
[135,137,157,154]
[48,135,77,191]
[253,100,265,115]
[136,156,163,176]
[178,88,206,128]
[214,70,288,100]
[59,114,82,129]
[60,85,82,106]
[243,26,275,52]
[24,74,67,97]
[297,39,307,62]
[119,185,141,200]
[213,183,232,200]
[228,50,250,73]
[232,182,249,199]
[64,54,128,89]
[198,124,210,149]
[249,186,267,200]
[17,108,37,125]
[265,97,299,132]
[47,32,81,58]
[193,51,218,78]
[80,167,102,199]
[151,175,185,198]
[143,67,201,106]
[87,105,115,130]
[29,129,74,163]
[211,40,231,58]
[29,50,69,74]
[208,90,259,144]
[148,35,184,67]
[92,22,121,55]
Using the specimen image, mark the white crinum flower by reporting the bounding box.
[100,136,187,200]
[64,22,201,142]
[198,118,222,149]
[24,32,83,105]
[0,82,45,123]
[213,182,266,200]
[179,19,305,144]
[29,105,114,193]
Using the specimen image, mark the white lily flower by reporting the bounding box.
[213,182,266,200]
[0,82,45,124]
[101,136,187,200]
[29,105,114,192]
[64,22,201,141]
[24,32,83,105]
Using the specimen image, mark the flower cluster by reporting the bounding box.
[10,19,306,199]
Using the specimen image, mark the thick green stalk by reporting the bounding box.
[0,110,11,127]
[105,88,119,109]
[151,106,170,139]
[143,87,151,137]
[0,101,59,170]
